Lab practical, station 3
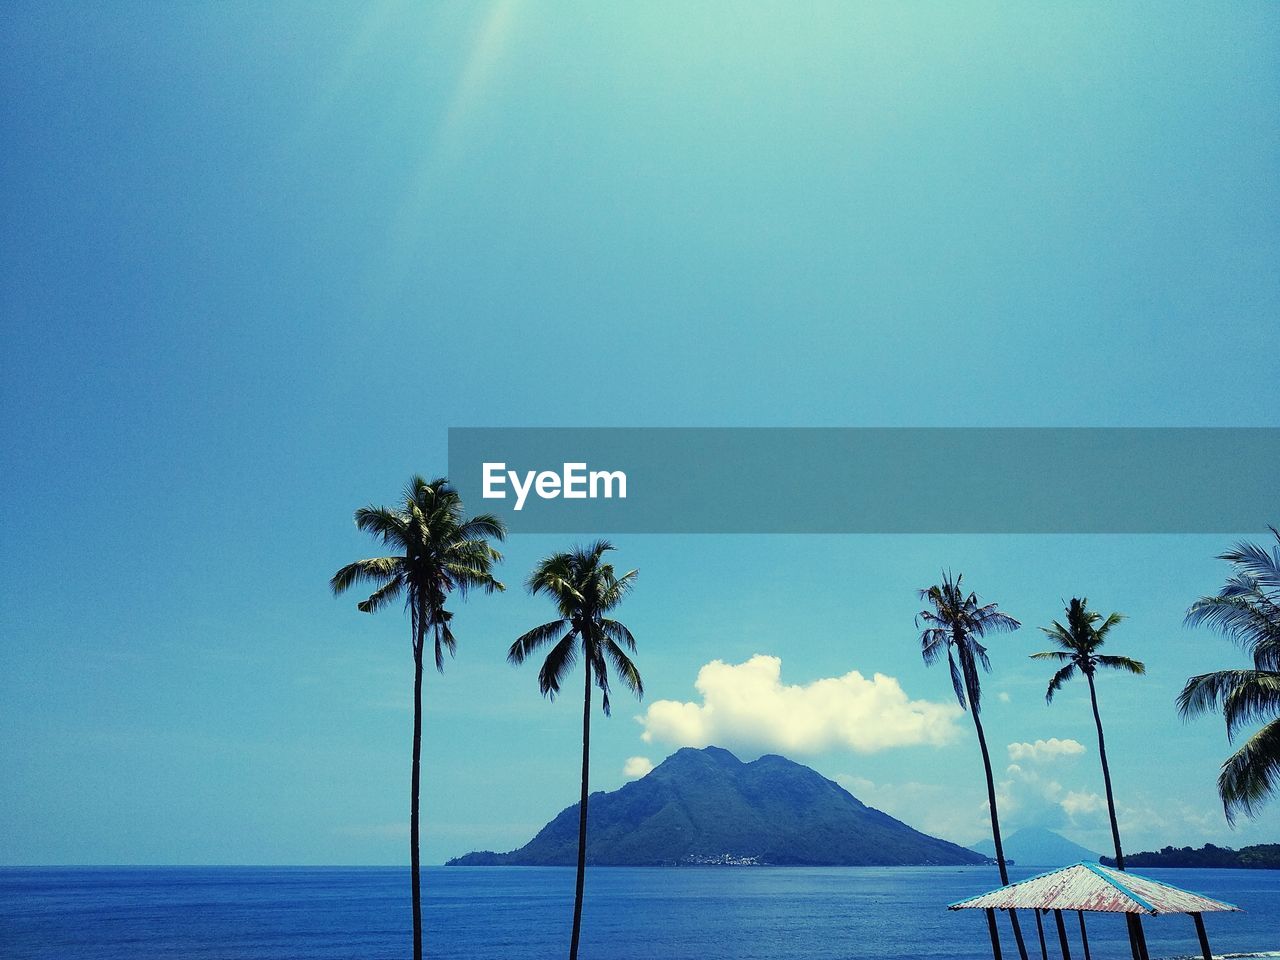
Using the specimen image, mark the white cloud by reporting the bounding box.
[1008,738,1086,763]
[998,692,1012,703]
[995,759,1106,838]
[622,756,654,779]
[1062,791,1106,818]
[639,655,962,756]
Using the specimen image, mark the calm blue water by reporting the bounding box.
[1,866,1275,959]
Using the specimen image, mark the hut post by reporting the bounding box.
[1053,909,1071,960]
[1134,917,1150,960]
[1034,909,1048,960]
[986,908,1004,960]
[1075,911,1091,960]
[1136,918,1150,960]
[1010,911,1030,960]
[1192,912,1212,960]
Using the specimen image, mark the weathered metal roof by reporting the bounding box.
[948,862,1241,916]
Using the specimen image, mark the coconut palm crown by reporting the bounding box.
[1178,527,1280,823]
[917,571,1021,717]
[508,539,642,715]
[330,475,506,669]
[1033,598,1145,701]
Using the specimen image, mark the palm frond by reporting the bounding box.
[1217,530,1280,592]
[1039,621,1075,650]
[1030,650,1072,662]
[599,568,638,612]
[1177,669,1263,719]
[455,513,507,543]
[1093,611,1126,643]
[444,549,506,597]
[581,636,613,715]
[508,619,570,665]
[537,632,579,699]
[356,575,405,614]
[1096,654,1145,676]
[972,602,1021,635]
[1218,717,1280,825]
[353,506,410,547]
[603,638,643,700]
[601,618,637,652]
[948,650,967,711]
[1186,595,1280,652]
[972,639,992,674]
[920,628,948,665]
[526,553,582,610]
[1046,662,1078,703]
[432,617,457,672]
[1217,670,1280,741]
[330,556,403,596]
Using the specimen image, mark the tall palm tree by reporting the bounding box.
[917,572,1029,960]
[1033,599,1145,865]
[1178,527,1280,824]
[331,476,505,960]
[509,541,643,960]
[1033,597,1148,960]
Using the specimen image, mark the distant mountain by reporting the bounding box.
[970,826,1100,866]
[447,746,989,867]
[1102,843,1280,869]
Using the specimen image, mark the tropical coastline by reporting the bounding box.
[5,5,1278,959]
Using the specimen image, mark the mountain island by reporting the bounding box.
[970,826,1100,866]
[447,746,989,867]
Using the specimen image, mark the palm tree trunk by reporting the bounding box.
[410,624,424,960]
[1086,672,1146,960]
[1086,673,1123,868]
[971,708,1029,960]
[569,662,591,960]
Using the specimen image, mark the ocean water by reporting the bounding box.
[1,865,1276,959]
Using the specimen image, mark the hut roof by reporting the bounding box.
[948,862,1241,916]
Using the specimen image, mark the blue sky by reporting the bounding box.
[2,2,1278,865]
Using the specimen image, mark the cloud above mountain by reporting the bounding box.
[622,756,654,779]
[638,654,962,756]
[1008,738,1086,763]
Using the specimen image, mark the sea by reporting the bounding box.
[1,865,1276,960]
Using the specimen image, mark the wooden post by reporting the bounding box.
[1034,909,1048,960]
[1010,909,1031,960]
[1125,914,1142,960]
[1053,909,1071,960]
[1134,917,1150,960]
[1193,912,1213,960]
[1076,911,1091,960]
[987,908,1004,960]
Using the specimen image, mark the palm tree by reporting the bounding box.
[509,541,643,960]
[331,476,505,960]
[917,572,1029,960]
[1178,527,1280,824]
[1034,599,1146,867]
[1033,597,1148,960]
